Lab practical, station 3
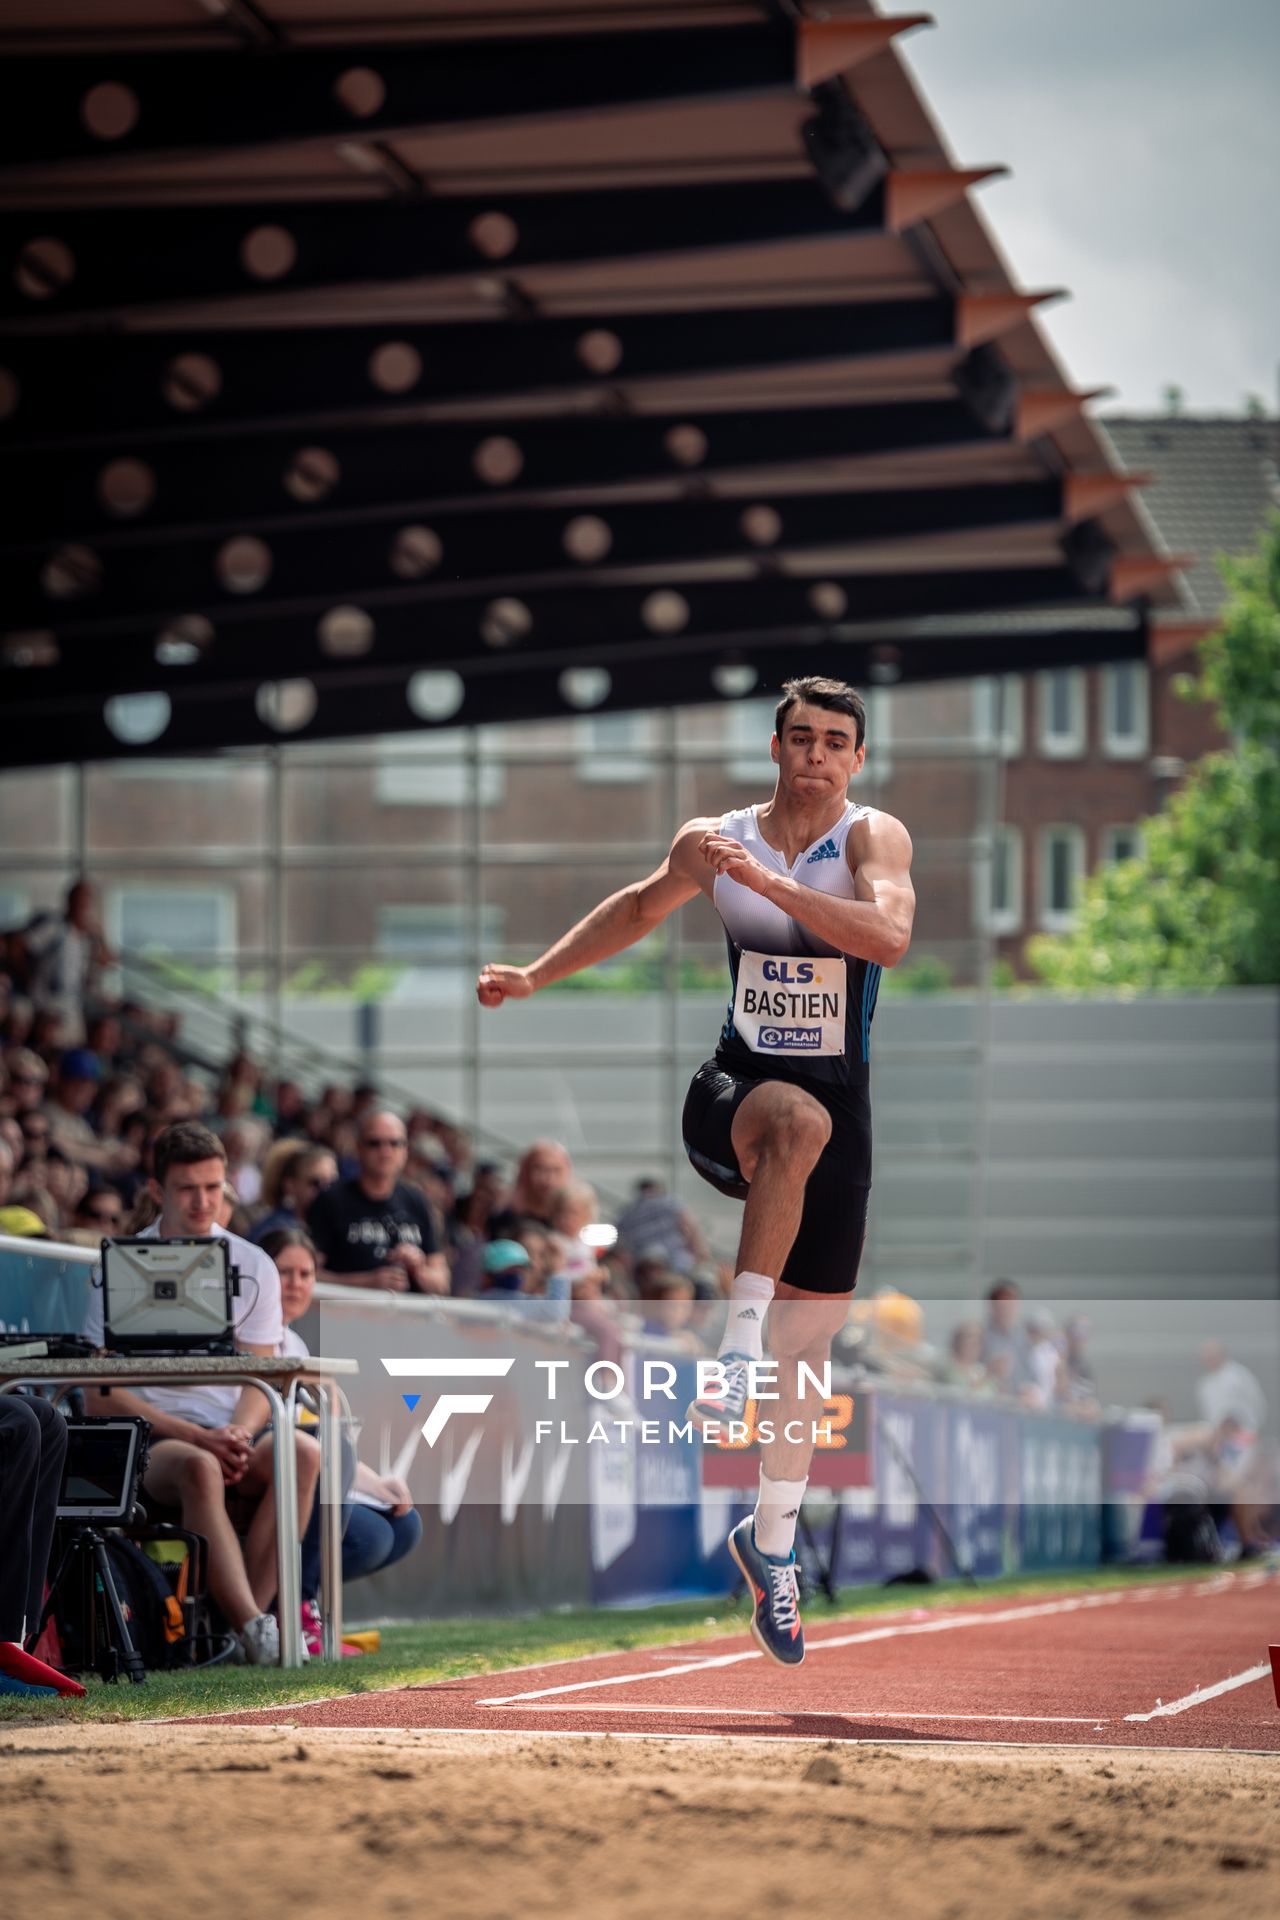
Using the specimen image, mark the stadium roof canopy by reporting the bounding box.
[0,0,1188,766]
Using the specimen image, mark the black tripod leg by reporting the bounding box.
[91,1540,147,1684]
[31,1532,81,1648]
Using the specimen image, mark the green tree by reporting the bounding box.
[1026,518,1280,991]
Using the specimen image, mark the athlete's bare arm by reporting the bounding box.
[477,817,718,1007]
[699,808,915,967]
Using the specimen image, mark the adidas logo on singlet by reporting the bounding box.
[806,838,840,863]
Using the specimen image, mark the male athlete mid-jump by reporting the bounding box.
[477,676,915,1664]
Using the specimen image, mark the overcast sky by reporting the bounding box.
[899,0,1278,413]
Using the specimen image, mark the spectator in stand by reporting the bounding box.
[2,996,36,1052]
[945,1321,990,1393]
[481,1238,531,1296]
[449,1162,509,1295]
[222,1116,270,1208]
[510,1139,573,1227]
[16,1109,52,1186]
[1197,1341,1268,1435]
[40,1147,87,1235]
[91,1073,145,1168]
[19,880,113,1047]
[72,1184,126,1236]
[42,1047,116,1175]
[548,1179,602,1286]
[305,1109,447,1294]
[252,1141,338,1245]
[615,1176,708,1280]
[4,1048,48,1119]
[1020,1310,1062,1410]
[259,1227,422,1655]
[638,1272,702,1353]
[216,1051,270,1124]
[980,1280,1031,1392]
[1062,1317,1100,1410]
[271,1079,308,1138]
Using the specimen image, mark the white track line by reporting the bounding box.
[478,1591,1132,1705]
[1123,1664,1273,1722]
[487,1703,1109,1724]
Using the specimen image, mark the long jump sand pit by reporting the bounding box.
[2,1721,1277,1920]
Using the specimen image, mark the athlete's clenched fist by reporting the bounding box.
[699,830,772,895]
[476,963,535,1008]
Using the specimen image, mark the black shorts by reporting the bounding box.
[681,1058,871,1297]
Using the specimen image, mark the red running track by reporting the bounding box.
[196,1572,1280,1751]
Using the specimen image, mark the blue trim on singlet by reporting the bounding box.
[720,933,739,1042]
[859,962,883,1063]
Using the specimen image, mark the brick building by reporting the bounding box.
[979,412,1278,973]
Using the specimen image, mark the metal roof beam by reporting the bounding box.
[0,17,930,173]
[3,478,1086,631]
[9,561,1111,700]
[0,388,1009,543]
[0,611,1145,774]
[0,169,1003,321]
[1,292,1063,444]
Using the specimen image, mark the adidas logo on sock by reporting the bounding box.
[782,1509,800,1519]
[738,1307,760,1321]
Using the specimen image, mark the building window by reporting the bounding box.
[1038,826,1085,932]
[973,825,1023,935]
[575,711,657,784]
[1037,670,1086,758]
[973,675,1024,757]
[107,886,236,959]
[727,698,778,781]
[375,903,505,962]
[863,687,892,784]
[375,730,504,807]
[0,886,31,934]
[1102,663,1149,759]
[1101,824,1144,866]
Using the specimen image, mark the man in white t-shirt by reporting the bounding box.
[82,1121,320,1665]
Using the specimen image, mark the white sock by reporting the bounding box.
[719,1271,774,1361]
[753,1471,807,1561]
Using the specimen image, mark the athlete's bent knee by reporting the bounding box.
[762,1094,831,1166]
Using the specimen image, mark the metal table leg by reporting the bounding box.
[260,1381,302,1667]
[317,1379,345,1663]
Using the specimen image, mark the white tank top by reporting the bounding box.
[711,801,881,1093]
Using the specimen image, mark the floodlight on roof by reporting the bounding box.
[802,88,887,215]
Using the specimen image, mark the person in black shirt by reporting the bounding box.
[305,1109,448,1293]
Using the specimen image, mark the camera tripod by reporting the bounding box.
[37,1523,147,1685]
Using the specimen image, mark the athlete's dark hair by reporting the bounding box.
[774,676,867,752]
[152,1119,227,1186]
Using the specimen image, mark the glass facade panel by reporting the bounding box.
[0,767,76,854]
[85,760,271,855]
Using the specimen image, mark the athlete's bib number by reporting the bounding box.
[732,949,846,1057]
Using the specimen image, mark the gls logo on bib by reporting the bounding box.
[733,949,846,1057]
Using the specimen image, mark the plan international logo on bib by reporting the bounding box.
[758,1025,823,1050]
[806,838,840,863]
